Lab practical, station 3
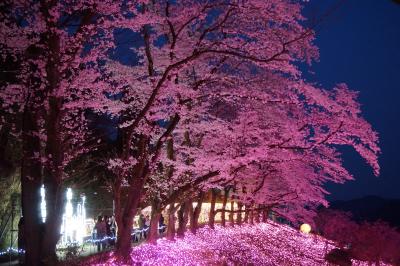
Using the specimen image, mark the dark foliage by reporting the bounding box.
[325,248,352,266]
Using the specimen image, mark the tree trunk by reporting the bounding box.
[249,208,254,225]
[261,207,269,223]
[166,203,177,240]
[0,124,14,178]
[115,211,136,259]
[21,108,42,266]
[177,201,191,237]
[165,136,177,241]
[41,97,64,265]
[187,201,194,229]
[115,190,143,259]
[254,205,260,224]
[221,188,229,227]
[115,135,150,260]
[229,200,235,226]
[244,205,250,223]
[147,200,161,244]
[113,180,122,236]
[115,224,132,260]
[41,179,63,265]
[208,189,218,229]
[190,192,204,234]
[115,172,148,260]
[177,203,185,237]
[236,202,243,225]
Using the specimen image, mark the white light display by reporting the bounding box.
[60,188,87,245]
[40,185,46,223]
[75,195,86,244]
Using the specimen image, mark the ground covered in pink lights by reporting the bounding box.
[87,222,387,266]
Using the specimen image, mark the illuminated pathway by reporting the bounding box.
[86,221,390,266]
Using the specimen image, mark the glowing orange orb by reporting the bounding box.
[300,223,311,234]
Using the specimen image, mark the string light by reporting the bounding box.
[0,247,25,256]
[0,225,168,256]
[61,225,167,245]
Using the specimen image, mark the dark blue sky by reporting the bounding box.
[303,0,400,200]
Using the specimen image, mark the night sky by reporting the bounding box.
[304,0,400,200]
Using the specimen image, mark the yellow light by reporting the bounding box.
[300,223,311,234]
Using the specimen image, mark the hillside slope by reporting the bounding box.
[88,221,393,266]
[330,196,400,228]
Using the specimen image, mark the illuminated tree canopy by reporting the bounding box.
[0,0,380,264]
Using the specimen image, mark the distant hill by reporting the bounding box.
[329,195,400,228]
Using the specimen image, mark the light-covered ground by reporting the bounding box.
[88,222,389,266]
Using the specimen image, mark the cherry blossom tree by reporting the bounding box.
[185,71,380,224]
[0,0,132,263]
[101,1,381,260]
[103,0,322,258]
[1,0,381,263]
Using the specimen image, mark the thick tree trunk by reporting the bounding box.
[41,179,63,265]
[229,200,235,226]
[30,19,64,264]
[115,135,150,260]
[249,208,254,225]
[115,211,135,259]
[112,179,124,250]
[165,136,177,241]
[177,203,185,237]
[115,188,143,259]
[236,202,243,225]
[115,174,148,259]
[0,124,14,178]
[21,178,42,266]
[115,224,132,259]
[190,192,204,234]
[187,201,194,229]
[208,189,218,229]
[261,207,269,223]
[166,203,177,240]
[244,204,250,224]
[221,188,229,227]
[254,205,260,224]
[147,200,161,244]
[21,108,42,266]
[41,97,64,265]
[177,201,190,237]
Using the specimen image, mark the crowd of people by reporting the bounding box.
[93,215,116,252]
[93,213,166,252]
[133,214,166,242]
